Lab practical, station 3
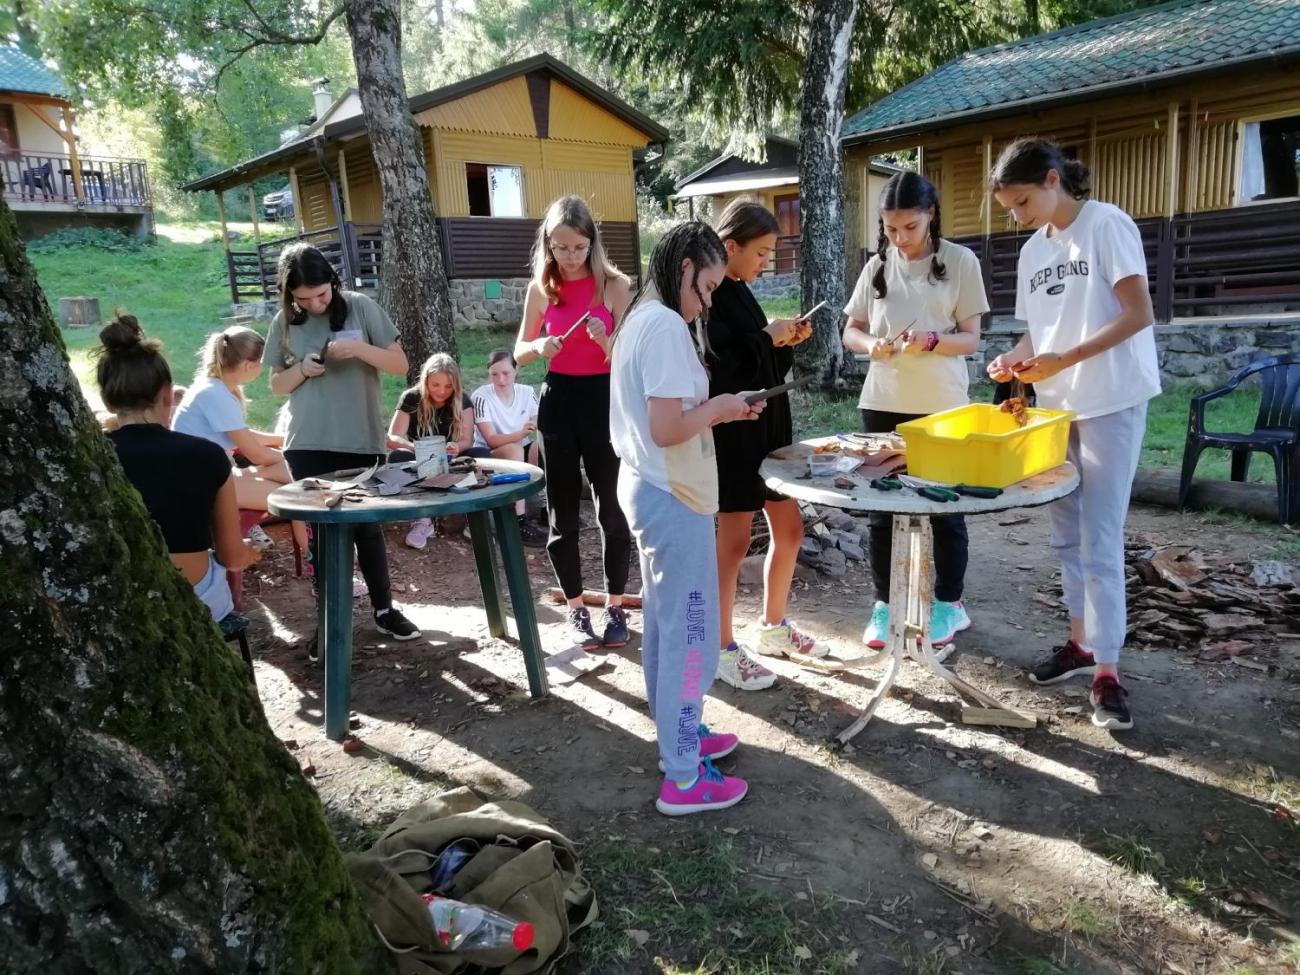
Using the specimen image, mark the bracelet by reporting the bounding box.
[923,330,940,352]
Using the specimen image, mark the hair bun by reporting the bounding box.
[98,312,159,355]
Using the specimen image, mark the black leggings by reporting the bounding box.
[285,449,392,612]
[861,409,969,603]
[538,372,632,599]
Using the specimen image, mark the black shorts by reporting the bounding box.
[717,471,788,514]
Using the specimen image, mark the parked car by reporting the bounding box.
[262,184,291,221]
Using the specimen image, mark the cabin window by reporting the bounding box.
[466,163,524,217]
[1239,116,1300,202]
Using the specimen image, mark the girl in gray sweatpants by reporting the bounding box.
[609,221,763,815]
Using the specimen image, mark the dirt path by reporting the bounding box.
[242,503,1300,974]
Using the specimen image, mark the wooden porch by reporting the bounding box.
[881,201,1300,322]
[1,150,150,208]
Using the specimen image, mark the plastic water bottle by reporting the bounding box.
[421,894,535,952]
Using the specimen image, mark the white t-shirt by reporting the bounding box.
[470,382,537,450]
[609,299,718,515]
[172,375,246,453]
[1014,200,1162,420]
[844,239,989,415]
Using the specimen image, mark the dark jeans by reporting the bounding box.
[861,409,969,603]
[538,372,632,599]
[285,449,393,612]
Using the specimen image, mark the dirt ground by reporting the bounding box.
[240,501,1300,975]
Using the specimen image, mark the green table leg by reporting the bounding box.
[318,522,355,741]
[468,509,507,639]
[490,505,549,698]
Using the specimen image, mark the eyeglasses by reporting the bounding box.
[549,242,590,258]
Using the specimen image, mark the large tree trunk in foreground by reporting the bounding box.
[795,0,859,386]
[0,199,385,973]
[346,0,457,382]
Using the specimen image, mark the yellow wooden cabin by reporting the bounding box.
[184,54,667,325]
[842,0,1300,345]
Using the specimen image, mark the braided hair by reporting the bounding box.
[871,171,948,300]
[618,221,727,360]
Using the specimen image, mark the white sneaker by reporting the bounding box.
[716,643,777,691]
[404,517,434,550]
[248,524,275,552]
[756,618,830,659]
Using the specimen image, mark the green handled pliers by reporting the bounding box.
[869,476,903,491]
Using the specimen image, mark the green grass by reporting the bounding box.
[573,832,860,975]
[27,225,1280,488]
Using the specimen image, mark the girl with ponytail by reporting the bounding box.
[173,326,298,548]
[842,170,990,653]
[609,221,764,817]
[988,137,1160,732]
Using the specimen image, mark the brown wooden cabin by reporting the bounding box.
[673,136,898,277]
[841,0,1300,325]
[183,54,668,309]
[0,45,152,238]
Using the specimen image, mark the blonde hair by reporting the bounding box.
[412,352,465,443]
[530,195,630,307]
[196,326,264,404]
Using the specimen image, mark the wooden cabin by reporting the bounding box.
[184,54,667,326]
[0,45,152,238]
[673,136,897,276]
[842,0,1300,338]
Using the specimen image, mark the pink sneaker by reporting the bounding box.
[656,757,748,816]
[657,724,738,772]
[405,517,435,550]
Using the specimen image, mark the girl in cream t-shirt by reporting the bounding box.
[842,171,990,652]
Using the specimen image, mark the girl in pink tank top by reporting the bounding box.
[514,195,634,650]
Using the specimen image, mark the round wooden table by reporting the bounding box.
[760,439,1079,744]
[269,458,546,740]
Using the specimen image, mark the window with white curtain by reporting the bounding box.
[1239,115,1300,202]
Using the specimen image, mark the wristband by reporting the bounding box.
[923,330,940,352]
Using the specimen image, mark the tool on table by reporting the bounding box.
[895,474,959,503]
[897,473,1003,499]
[869,476,904,491]
[743,373,817,405]
[488,472,532,486]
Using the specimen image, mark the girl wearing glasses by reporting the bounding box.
[514,195,635,651]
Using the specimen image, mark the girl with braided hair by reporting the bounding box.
[842,170,989,651]
[610,221,765,816]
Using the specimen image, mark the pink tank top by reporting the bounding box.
[541,274,615,376]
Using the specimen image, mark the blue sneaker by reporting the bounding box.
[929,600,970,646]
[862,601,890,648]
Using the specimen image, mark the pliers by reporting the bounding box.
[896,475,1002,501]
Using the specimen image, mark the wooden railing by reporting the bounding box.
[226,222,384,304]
[0,151,150,206]
[901,202,1300,322]
[765,234,801,276]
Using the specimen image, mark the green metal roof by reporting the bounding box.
[0,45,67,99]
[843,0,1300,145]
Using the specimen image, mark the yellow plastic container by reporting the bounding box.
[897,403,1076,489]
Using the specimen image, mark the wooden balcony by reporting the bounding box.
[1,150,151,209]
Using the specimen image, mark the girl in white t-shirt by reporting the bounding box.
[610,221,764,817]
[470,349,545,546]
[989,137,1161,732]
[842,171,990,652]
[173,326,302,551]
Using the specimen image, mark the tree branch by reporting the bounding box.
[212,3,346,88]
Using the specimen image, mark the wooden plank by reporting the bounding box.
[981,135,992,237]
[960,706,1038,729]
[1164,101,1179,218]
[216,191,231,255]
[248,184,261,248]
[1185,98,1200,211]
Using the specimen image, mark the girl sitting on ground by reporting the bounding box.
[469,349,546,547]
[172,325,303,551]
[96,312,258,622]
[388,352,489,550]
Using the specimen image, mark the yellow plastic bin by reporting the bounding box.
[897,403,1076,489]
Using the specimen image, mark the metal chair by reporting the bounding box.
[1179,354,1300,526]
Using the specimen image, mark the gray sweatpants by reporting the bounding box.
[617,469,721,781]
[1049,402,1147,665]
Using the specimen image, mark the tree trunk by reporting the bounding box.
[795,0,859,387]
[345,0,457,382]
[0,197,385,973]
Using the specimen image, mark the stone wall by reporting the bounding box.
[978,315,1300,386]
[749,273,800,300]
[448,277,531,330]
